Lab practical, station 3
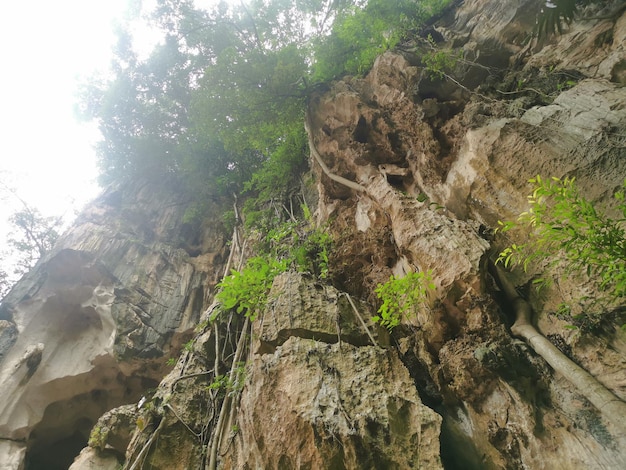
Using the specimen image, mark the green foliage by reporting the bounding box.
[8,207,60,266]
[313,0,452,80]
[217,256,289,320]
[216,209,332,320]
[79,0,454,200]
[373,270,435,330]
[497,175,626,323]
[299,228,332,279]
[76,0,458,287]
[192,44,308,154]
[422,36,463,80]
[207,362,247,396]
[88,424,109,451]
[240,123,309,227]
[261,211,333,279]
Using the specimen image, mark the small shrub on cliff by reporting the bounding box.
[87,424,109,451]
[497,175,626,325]
[373,270,435,330]
[262,209,333,279]
[207,362,246,397]
[216,206,332,321]
[312,0,449,80]
[217,256,289,321]
[422,36,463,80]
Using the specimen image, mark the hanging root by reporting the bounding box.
[206,317,250,470]
[344,293,377,346]
[488,259,626,436]
[305,110,367,194]
[126,417,167,470]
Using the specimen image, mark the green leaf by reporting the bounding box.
[372,270,435,330]
[498,174,626,327]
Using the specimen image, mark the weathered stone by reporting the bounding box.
[256,271,375,352]
[0,320,17,363]
[68,447,120,470]
[0,181,227,469]
[88,404,138,454]
[223,337,442,470]
[0,441,25,470]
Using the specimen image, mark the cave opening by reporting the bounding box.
[438,411,485,470]
[353,116,369,143]
[25,419,92,470]
[22,374,158,469]
[399,343,484,470]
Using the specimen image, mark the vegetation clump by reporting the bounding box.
[497,175,626,327]
[373,270,435,330]
[216,209,332,321]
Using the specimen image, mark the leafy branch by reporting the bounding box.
[216,206,333,321]
[373,270,435,330]
[216,256,288,321]
[497,175,626,324]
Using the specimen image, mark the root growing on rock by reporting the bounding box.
[488,259,626,437]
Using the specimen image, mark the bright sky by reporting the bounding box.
[0,0,226,281]
[0,0,129,233]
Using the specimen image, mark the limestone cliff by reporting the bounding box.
[0,182,228,468]
[2,0,626,469]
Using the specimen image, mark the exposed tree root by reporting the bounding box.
[304,111,367,194]
[488,259,626,436]
[206,316,250,470]
[344,293,377,346]
[126,417,167,470]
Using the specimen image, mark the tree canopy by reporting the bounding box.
[78,0,453,225]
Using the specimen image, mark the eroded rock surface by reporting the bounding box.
[224,337,441,470]
[304,3,626,467]
[3,1,626,469]
[0,182,227,469]
[117,272,440,470]
[223,272,441,468]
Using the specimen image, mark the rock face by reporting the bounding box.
[2,1,626,469]
[302,0,626,467]
[0,182,227,469]
[227,338,441,469]
[114,272,441,470]
[223,272,443,470]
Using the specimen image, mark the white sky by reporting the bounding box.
[0,0,227,278]
[0,0,128,234]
